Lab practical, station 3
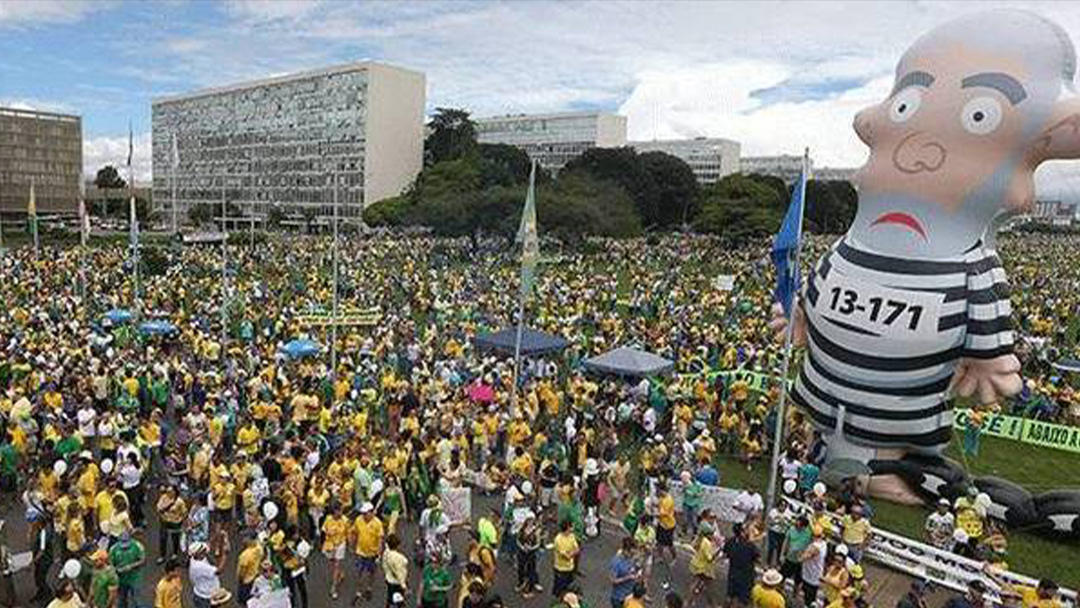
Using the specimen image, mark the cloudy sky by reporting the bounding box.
[2,0,1079,194]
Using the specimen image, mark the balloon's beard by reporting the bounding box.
[849,167,1016,259]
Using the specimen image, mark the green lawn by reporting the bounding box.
[714,434,1080,587]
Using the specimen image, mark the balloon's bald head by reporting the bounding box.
[849,10,1080,257]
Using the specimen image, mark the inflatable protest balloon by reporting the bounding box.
[63,559,81,579]
[774,9,1080,506]
[262,501,279,520]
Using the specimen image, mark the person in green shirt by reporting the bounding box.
[89,550,119,608]
[419,552,453,608]
[109,533,145,608]
[681,471,704,538]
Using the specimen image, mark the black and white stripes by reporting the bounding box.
[794,236,1015,449]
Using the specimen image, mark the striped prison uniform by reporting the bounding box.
[792,236,1014,450]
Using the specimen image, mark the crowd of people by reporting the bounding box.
[0,231,1074,608]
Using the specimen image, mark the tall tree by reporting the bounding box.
[639,151,700,227]
[94,165,127,190]
[424,108,478,167]
[694,174,785,242]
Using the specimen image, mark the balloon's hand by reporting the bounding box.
[950,355,1023,405]
[769,303,807,348]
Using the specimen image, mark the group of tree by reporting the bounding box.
[367,108,858,244]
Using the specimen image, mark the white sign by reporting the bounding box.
[441,487,472,525]
[713,275,736,291]
[814,270,944,340]
[670,481,743,522]
[782,497,1077,608]
[248,589,291,608]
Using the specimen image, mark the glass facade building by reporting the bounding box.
[475,111,627,173]
[0,107,82,216]
[152,62,425,222]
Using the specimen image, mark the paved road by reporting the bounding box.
[1,489,923,608]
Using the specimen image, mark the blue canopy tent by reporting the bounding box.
[104,309,133,324]
[281,339,321,360]
[1053,359,1080,374]
[473,328,569,357]
[583,346,675,378]
[139,320,178,336]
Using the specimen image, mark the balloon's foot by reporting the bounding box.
[866,473,927,506]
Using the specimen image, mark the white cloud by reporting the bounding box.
[0,97,76,114]
[83,133,152,184]
[0,0,107,28]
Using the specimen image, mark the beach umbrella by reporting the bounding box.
[104,309,133,324]
[281,339,321,360]
[139,320,178,336]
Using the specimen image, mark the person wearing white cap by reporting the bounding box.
[925,498,956,551]
[187,541,223,608]
[752,569,786,608]
[351,501,384,603]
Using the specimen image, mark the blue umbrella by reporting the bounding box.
[139,320,178,336]
[104,309,133,324]
[281,339,321,360]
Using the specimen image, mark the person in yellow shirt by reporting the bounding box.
[656,484,678,572]
[322,504,349,599]
[236,536,264,606]
[65,502,87,557]
[154,560,184,608]
[690,522,719,607]
[552,519,580,598]
[351,502,384,602]
[752,569,787,608]
[623,583,648,608]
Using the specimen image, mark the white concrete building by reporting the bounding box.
[475,111,627,172]
[152,61,425,221]
[741,155,813,183]
[631,137,740,185]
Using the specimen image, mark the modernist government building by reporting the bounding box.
[151,62,425,222]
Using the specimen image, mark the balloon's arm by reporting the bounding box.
[769,302,807,348]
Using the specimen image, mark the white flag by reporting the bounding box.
[171,132,180,169]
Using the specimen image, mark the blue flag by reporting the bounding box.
[772,162,807,318]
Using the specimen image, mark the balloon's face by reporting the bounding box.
[854,45,1029,218]
[845,10,1080,258]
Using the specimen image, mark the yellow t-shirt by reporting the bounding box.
[690,536,716,577]
[322,515,349,551]
[624,598,646,608]
[155,576,184,608]
[752,584,786,608]
[237,544,264,584]
[658,494,676,530]
[1015,586,1063,608]
[553,531,579,572]
[353,516,385,558]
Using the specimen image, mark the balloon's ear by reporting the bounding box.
[1032,96,1080,162]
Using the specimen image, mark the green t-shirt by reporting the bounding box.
[90,567,119,608]
[421,565,452,604]
[785,526,812,562]
[56,435,83,458]
[0,444,17,475]
[683,481,704,510]
[109,540,145,587]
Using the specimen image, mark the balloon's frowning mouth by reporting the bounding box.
[870,212,927,240]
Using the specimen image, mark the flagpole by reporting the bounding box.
[79,174,88,309]
[511,160,538,405]
[331,173,339,377]
[30,177,39,260]
[765,148,810,517]
[172,133,179,234]
[221,179,228,349]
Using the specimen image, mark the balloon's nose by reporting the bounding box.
[892,132,947,174]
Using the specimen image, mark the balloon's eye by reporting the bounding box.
[961,97,1003,135]
[889,88,922,123]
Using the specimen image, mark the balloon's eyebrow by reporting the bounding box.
[961,72,1028,105]
[890,71,935,97]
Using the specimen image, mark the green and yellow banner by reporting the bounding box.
[954,409,1080,454]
